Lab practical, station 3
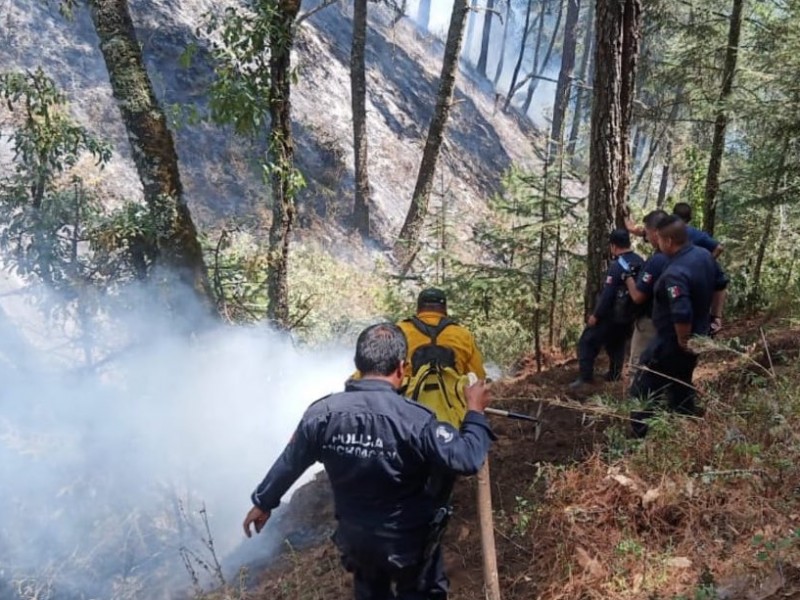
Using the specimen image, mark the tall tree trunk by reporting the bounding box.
[492,0,512,86]
[351,0,371,238]
[418,0,432,30]
[464,0,479,61]
[547,0,580,160]
[585,0,623,315]
[750,138,788,306]
[90,0,215,317]
[504,0,537,110]
[522,0,565,114]
[548,131,566,347]
[617,0,642,220]
[631,125,643,163]
[393,0,470,269]
[703,0,744,235]
[266,0,302,328]
[656,140,672,208]
[566,0,593,157]
[477,0,496,76]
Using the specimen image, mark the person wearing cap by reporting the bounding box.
[399,288,486,380]
[570,230,645,390]
[629,216,729,436]
[243,323,495,600]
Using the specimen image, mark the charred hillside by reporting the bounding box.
[1,0,543,246]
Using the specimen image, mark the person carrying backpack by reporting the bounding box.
[398,288,486,427]
[570,230,645,391]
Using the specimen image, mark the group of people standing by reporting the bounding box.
[572,202,729,434]
[239,204,730,598]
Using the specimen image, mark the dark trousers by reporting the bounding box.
[628,335,699,436]
[334,524,448,600]
[577,320,631,382]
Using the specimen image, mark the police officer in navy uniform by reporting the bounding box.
[623,209,670,367]
[242,323,494,600]
[570,229,645,389]
[629,216,728,436]
[671,202,724,259]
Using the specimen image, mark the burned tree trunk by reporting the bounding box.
[90,0,215,317]
[656,140,671,208]
[418,0,432,30]
[394,0,470,269]
[547,0,580,160]
[505,0,536,110]
[351,0,372,238]
[703,0,744,235]
[477,0,495,76]
[566,0,593,157]
[522,0,565,114]
[493,0,512,85]
[266,0,303,328]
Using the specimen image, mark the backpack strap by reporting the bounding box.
[408,316,455,344]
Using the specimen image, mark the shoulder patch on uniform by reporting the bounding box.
[642,272,653,283]
[435,424,455,444]
[668,285,682,299]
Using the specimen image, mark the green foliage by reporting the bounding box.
[0,69,144,293]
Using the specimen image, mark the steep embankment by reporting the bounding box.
[0,0,543,247]
[231,319,800,600]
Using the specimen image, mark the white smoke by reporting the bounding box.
[0,273,353,599]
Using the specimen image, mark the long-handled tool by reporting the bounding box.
[477,459,501,600]
[485,402,544,442]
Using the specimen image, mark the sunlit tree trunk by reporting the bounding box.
[703,0,744,235]
[351,0,371,238]
[90,0,215,318]
[618,0,642,216]
[394,0,470,269]
[266,0,302,328]
[585,0,640,314]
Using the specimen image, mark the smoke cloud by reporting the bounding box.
[0,272,353,599]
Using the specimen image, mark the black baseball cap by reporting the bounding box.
[417,288,447,309]
[609,229,631,248]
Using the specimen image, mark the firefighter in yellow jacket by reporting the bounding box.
[400,288,486,380]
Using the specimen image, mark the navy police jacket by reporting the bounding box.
[593,250,645,319]
[635,251,669,318]
[687,225,720,254]
[251,378,495,534]
[652,244,729,338]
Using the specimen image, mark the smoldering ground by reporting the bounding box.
[0,275,354,599]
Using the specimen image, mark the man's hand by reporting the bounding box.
[243,506,271,538]
[710,316,723,337]
[587,314,598,327]
[465,379,491,414]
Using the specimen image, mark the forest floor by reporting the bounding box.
[211,315,800,600]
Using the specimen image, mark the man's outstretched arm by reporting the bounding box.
[419,381,496,475]
[244,420,319,536]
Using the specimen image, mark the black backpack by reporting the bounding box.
[405,317,457,375]
[612,266,644,325]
